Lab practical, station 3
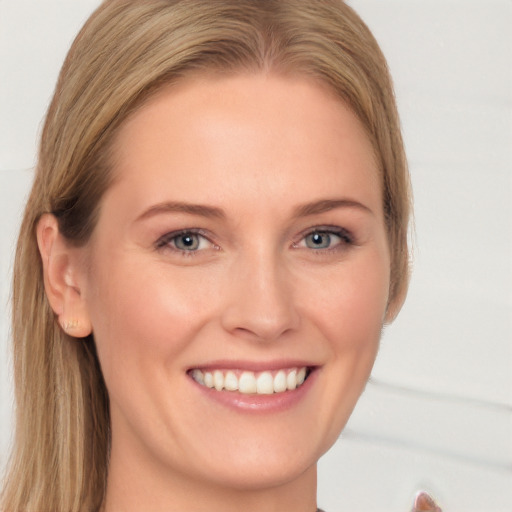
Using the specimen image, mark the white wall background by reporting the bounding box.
[1,1,511,511]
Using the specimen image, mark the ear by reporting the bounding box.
[37,213,92,338]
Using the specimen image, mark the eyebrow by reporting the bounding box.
[136,201,226,222]
[135,197,372,223]
[292,198,373,217]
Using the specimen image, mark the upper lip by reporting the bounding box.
[188,359,319,372]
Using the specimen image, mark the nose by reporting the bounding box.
[220,249,300,342]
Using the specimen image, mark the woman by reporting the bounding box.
[1,1,439,511]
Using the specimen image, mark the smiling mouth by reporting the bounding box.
[189,367,311,395]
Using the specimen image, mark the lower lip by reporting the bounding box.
[189,369,318,413]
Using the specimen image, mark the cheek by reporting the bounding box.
[304,254,390,353]
[85,257,218,381]
[301,252,390,453]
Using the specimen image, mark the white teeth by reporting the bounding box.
[224,371,239,391]
[273,370,287,393]
[297,367,307,386]
[190,367,309,395]
[213,370,224,391]
[256,371,274,395]
[239,372,257,394]
[286,369,297,390]
[204,372,214,388]
[191,369,204,386]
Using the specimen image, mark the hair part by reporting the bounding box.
[2,1,410,510]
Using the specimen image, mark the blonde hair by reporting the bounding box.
[1,1,410,510]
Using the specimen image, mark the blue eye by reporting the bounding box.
[304,232,334,249]
[156,230,213,253]
[298,228,352,250]
[174,233,201,251]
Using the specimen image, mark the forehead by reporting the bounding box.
[106,72,381,218]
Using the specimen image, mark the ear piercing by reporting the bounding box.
[62,319,81,334]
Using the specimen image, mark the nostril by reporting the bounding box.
[222,302,299,342]
[219,258,300,341]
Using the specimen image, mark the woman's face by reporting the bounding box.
[78,73,390,491]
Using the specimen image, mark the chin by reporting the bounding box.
[197,453,318,493]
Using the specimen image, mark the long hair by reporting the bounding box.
[1,1,410,510]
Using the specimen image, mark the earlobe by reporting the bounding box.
[37,214,92,338]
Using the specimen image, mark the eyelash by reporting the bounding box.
[155,229,216,256]
[293,226,354,252]
[154,226,354,256]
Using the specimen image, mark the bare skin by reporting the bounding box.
[39,73,396,512]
